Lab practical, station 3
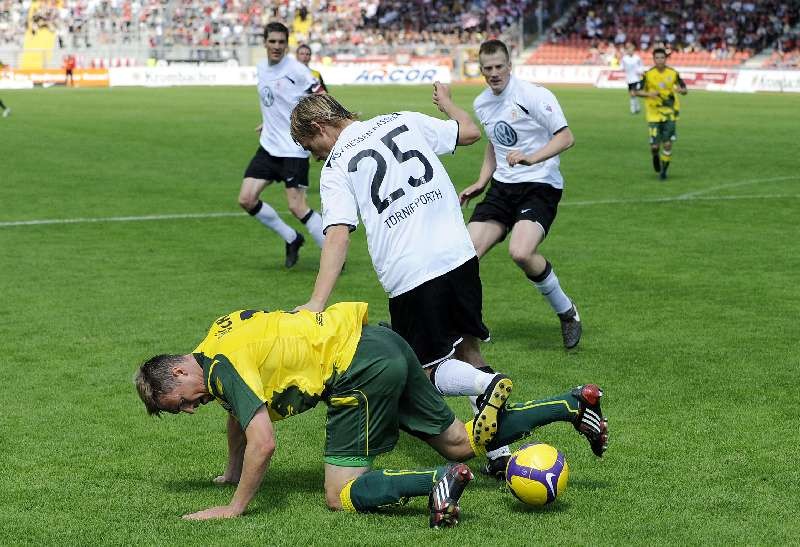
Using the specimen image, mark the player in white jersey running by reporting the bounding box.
[460,39,581,355]
[239,22,325,269]
[621,43,645,114]
[289,91,516,456]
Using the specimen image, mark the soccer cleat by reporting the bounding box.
[473,374,513,447]
[572,384,609,457]
[284,232,304,268]
[479,455,510,481]
[429,463,473,528]
[2,108,10,118]
[652,153,661,173]
[660,162,669,181]
[557,303,582,349]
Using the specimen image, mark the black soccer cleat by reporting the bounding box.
[660,162,669,180]
[473,374,513,447]
[652,153,661,173]
[284,232,304,268]
[479,455,510,481]
[429,463,473,528]
[558,303,582,349]
[572,384,609,457]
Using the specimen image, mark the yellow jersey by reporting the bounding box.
[192,302,368,428]
[640,66,685,123]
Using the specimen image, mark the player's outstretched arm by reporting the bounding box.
[183,407,275,520]
[213,414,246,485]
[432,81,480,145]
[295,224,350,313]
[460,142,496,207]
[507,127,575,167]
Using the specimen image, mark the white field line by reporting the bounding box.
[676,175,798,199]
[1,187,798,228]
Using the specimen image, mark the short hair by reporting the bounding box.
[290,94,358,144]
[134,354,183,416]
[653,47,668,57]
[479,40,510,62]
[297,43,311,53]
[263,22,289,41]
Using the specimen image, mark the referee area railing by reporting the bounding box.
[2,58,799,93]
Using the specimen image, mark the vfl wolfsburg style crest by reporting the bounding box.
[494,121,517,146]
[260,85,275,107]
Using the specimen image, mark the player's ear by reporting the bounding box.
[170,365,187,377]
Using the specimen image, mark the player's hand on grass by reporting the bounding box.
[507,150,533,167]
[182,505,241,520]
[432,81,451,113]
[254,123,263,132]
[459,181,487,207]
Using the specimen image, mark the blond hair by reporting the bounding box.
[290,94,357,144]
[133,354,182,416]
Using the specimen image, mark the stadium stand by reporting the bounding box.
[526,0,800,67]
[2,0,798,69]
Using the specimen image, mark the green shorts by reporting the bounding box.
[648,120,677,144]
[323,325,455,463]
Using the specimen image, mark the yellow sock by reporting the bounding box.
[660,151,672,165]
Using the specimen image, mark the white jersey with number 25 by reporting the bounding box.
[320,111,476,297]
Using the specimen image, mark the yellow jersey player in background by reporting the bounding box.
[636,48,687,180]
[296,43,328,92]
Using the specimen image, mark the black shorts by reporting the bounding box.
[469,179,562,241]
[627,82,641,92]
[243,146,309,189]
[388,256,490,367]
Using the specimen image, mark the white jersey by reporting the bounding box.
[474,75,568,188]
[621,53,644,84]
[320,111,476,297]
[256,56,319,158]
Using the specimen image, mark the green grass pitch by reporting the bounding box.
[1,83,798,544]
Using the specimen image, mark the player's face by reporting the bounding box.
[654,52,667,69]
[158,369,213,415]
[296,47,311,65]
[479,51,512,95]
[265,31,288,64]
[298,125,337,161]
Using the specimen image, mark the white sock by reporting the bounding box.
[432,359,494,397]
[302,209,325,247]
[251,201,296,243]
[531,265,572,315]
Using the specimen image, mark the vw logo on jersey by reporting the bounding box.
[260,85,275,107]
[494,121,517,146]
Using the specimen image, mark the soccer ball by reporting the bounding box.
[505,442,569,506]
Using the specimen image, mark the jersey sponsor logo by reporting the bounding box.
[260,85,274,107]
[493,121,517,146]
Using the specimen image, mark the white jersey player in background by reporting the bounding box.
[289,90,516,465]
[239,22,324,269]
[460,39,581,357]
[621,42,645,114]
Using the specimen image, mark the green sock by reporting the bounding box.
[343,466,449,512]
[487,392,580,451]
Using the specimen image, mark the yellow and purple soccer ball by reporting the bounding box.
[505,442,569,506]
